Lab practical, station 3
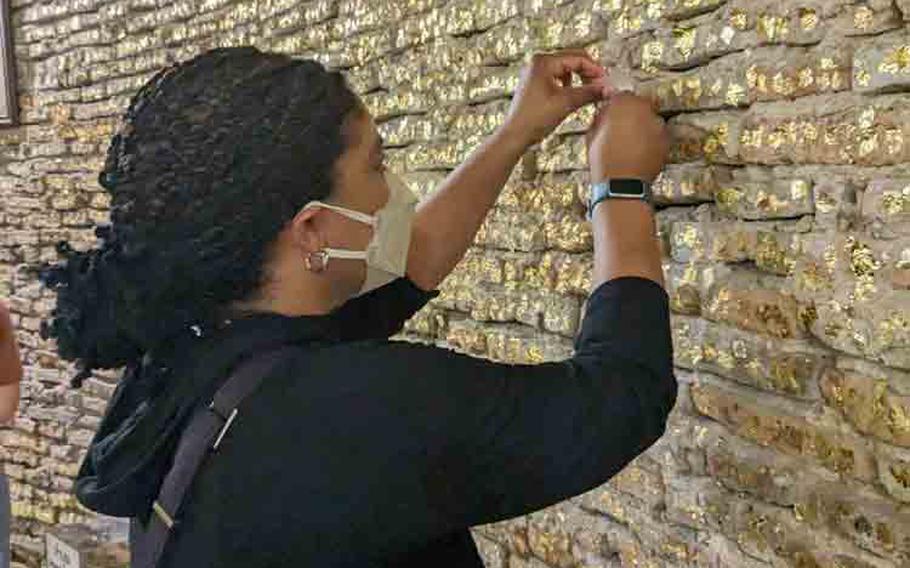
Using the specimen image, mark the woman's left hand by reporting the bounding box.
[501,49,611,149]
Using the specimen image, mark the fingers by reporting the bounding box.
[534,49,605,79]
[528,49,618,105]
[549,54,605,80]
[540,50,612,108]
[565,82,607,111]
[560,72,608,93]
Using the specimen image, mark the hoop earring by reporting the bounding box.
[303,249,329,272]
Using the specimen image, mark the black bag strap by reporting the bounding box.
[130,344,299,568]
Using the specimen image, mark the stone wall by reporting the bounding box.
[0,0,908,566]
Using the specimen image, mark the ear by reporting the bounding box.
[288,205,325,254]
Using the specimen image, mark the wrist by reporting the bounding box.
[494,121,535,155]
[589,167,656,184]
[591,198,660,239]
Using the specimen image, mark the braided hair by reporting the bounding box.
[32,46,360,387]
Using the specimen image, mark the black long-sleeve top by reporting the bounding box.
[76,275,677,567]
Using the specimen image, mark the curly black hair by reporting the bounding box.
[31,46,361,388]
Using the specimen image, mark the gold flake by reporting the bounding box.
[878,45,910,75]
[725,82,746,105]
[755,188,780,211]
[799,8,819,31]
[609,10,630,36]
[715,186,743,207]
[855,61,871,88]
[746,64,759,89]
[790,180,809,200]
[831,69,845,90]
[673,26,697,59]
[642,40,664,72]
[758,14,788,42]
[797,67,814,89]
[684,76,703,105]
[816,191,836,213]
[896,247,910,269]
[730,8,748,30]
[858,133,878,157]
[772,71,795,96]
[767,127,785,150]
[853,5,874,31]
[859,107,876,129]
[846,236,881,278]
[740,126,765,148]
[755,70,768,93]
[882,186,910,216]
[646,0,663,20]
[884,129,904,155]
[675,224,702,248]
[801,121,818,142]
[672,78,684,97]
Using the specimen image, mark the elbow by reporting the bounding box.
[635,344,678,438]
[0,392,19,426]
[627,364,677,452]
[644,368,678,445]
[659,367,679,420]
[0,381,21,425]
[0,409,15,426]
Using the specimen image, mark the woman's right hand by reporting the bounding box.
[585,92,669,183]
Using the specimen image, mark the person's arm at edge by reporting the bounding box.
[0,301,23,425]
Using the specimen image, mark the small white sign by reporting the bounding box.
[45,532,81,568]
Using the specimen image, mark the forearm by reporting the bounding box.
[590,199,664,291]
[407,124,529,291]
[0,383,19,425]
[0,305,22,388]
[0,304,21,425]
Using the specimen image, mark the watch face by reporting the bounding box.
[610,179,646,196]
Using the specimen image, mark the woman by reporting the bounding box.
[0,300,22,568]
[34,46,675,566]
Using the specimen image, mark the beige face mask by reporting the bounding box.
[300,171,419,297]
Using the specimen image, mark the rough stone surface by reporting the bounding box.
[1,0,909,567]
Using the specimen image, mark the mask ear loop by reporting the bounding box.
[305,201,377,226]
[300,202,376,272]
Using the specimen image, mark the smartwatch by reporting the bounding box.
[586,178,653,221]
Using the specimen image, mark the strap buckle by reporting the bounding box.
[152,500,177,530]
[208,401,239,450]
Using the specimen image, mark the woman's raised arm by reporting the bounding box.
[406,49,610,292]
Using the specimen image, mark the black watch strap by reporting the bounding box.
[586,178,653,221]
